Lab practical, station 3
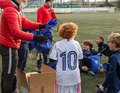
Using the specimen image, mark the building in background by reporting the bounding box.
[77,0,81,4]
[28,0,45,5]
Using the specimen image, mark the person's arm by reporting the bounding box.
[22,16,39,30]
[78,43,83,60]
[5,8,48,43]
[5,8,34,41]
[102,56,117,87]
[49,43,58,60]
[100,43,111,57]
[37,7,43,23]
[22,16,46,30]
[50,8,57,19]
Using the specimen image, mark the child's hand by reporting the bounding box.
[99,85,104,91]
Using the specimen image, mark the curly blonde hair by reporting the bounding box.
[108,33,120,48]
[59,22,78,39]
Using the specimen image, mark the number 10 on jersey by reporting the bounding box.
[60,51,77,71]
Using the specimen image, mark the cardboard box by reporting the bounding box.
[16,64,56,93]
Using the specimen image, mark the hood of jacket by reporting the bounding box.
[0,0,18,9]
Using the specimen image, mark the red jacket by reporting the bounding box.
[0,0,39,49]
[37,4,57,24]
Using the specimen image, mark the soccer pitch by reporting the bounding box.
[0,12,120,93]
[25,12,120,44]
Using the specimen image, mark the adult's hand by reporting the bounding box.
[39,24,46,30]
[50,8,55,13]
[33,35,48,43]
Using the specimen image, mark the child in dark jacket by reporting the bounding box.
[96,36,111,57]
[98,33,120,93]
[79,40,97,75]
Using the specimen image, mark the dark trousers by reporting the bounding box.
[0,44,17,93]
[42,50,49,65]
[37,37,52,68]
[79,61,92,71]
[18,42,28,71]
[37,50,49,69]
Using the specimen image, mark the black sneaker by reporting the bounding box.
[36,60,42,73]
[35,67,42,73]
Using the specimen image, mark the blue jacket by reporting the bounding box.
[83,49,97,62]
[98,42,111,57]
[103,50,120,93]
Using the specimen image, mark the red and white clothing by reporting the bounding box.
[0,0,41,93]
[37,4,57,66]
[37,4,57,24]
[49,39,83,93]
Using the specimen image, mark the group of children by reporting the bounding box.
[48,22,120,93]
[47,34,111,76]
[79,36,111,76]
[26,21,120,93]
[0,0,119,92]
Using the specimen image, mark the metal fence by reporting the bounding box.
[22,7,114,13]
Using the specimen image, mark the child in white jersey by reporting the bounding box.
[49,22,83,93]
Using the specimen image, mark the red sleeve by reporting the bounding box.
[37,7,43,23]
[22,16,39,30]
[5,8,34,41]
[0,1,2,8]
[51,12,57,20]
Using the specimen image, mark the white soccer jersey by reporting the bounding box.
[49,39,83,86]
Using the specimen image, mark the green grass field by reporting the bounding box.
[0,12,120,93]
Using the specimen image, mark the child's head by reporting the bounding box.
[59,22,78,40]
[96,36,104,45]
[45,0,54,3]
[83,40,93,51]
[108,33,120,51]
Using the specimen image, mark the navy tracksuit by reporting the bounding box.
[102,50,120,93]
[17,28,30,71]
[79,49,97,70]
[98,42,111,57]
[17,41,28,71]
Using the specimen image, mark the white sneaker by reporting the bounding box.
[13,89,19,93]
[88,71,95,76]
